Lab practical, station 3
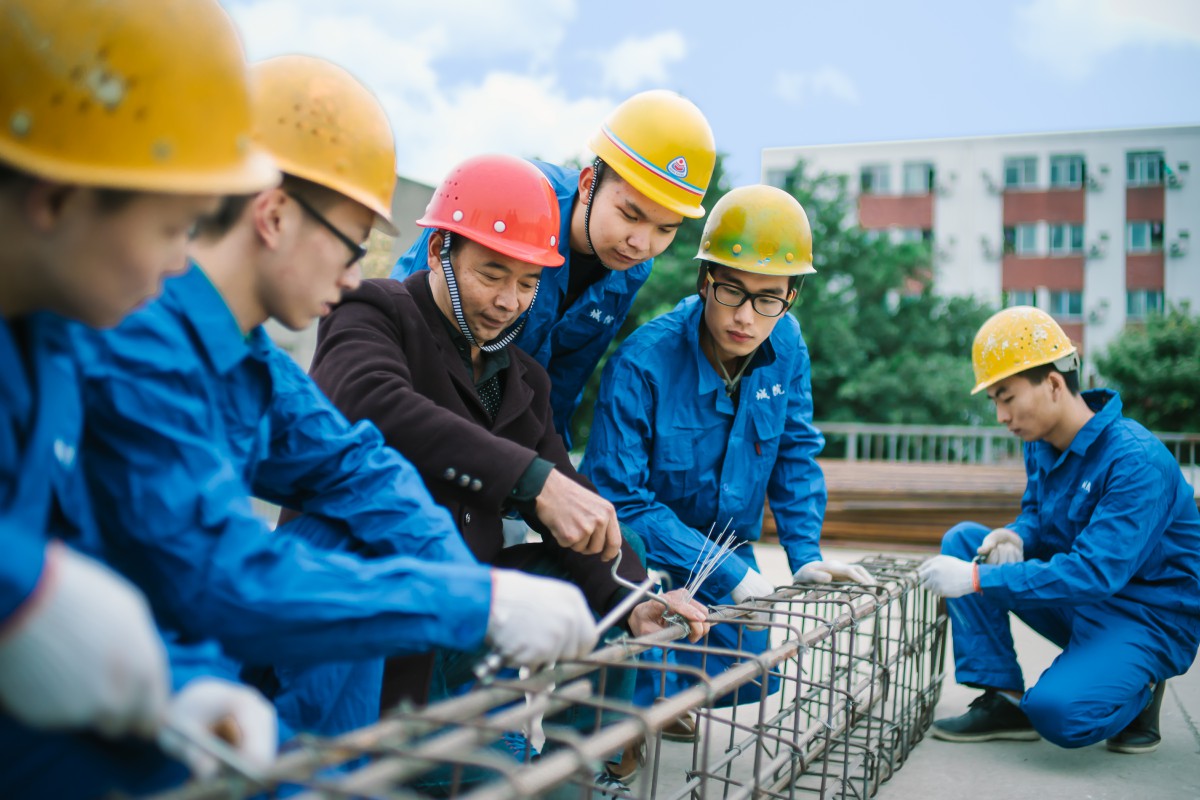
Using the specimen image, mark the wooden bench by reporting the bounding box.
[762,460,1028,548]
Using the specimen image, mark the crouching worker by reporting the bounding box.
[583,185,876,724]
[302,154,709,790]
[920,306,1200,752]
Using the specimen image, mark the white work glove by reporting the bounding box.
[793,560,877,586]
[977,529,1024,565]
[159,678,277,779]
[918,555,978,598]
[487,569,599,668]
[0,542,169,738]
[730,569,775,630]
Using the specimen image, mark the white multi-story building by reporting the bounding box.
[762,125,1199,372]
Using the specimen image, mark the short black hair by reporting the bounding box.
[1021,363,1081,395]
[191,173,343,242]
[696,260,802,295]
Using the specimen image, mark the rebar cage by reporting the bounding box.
[147,554,947,800]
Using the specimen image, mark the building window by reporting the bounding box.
[1049,155,1085,188]
[1004,223,1039,255]
[1127,151,1164,186]
[1004,157,1037,189]
[1126,290,1164,319]
[860,164,890,195]
[1126,220,1165,253]
[893,227,933,245]
[1048,223,1084,255]
[765,168,791,189]
[1004,290,1037,308]
[1049,291,1083,319]
[902,162,935,194]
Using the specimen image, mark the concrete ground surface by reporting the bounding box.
[805,544,1200,800]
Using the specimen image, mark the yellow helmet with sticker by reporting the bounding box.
[587,89,715,219]
[970,306,1079,394]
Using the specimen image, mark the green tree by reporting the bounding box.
[774,163,994,427]
[1096,304,1200,432]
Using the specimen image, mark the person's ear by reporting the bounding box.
[252,188,287,250]
[427,231,444,274]
[24,181,76,233]
[577,165,595,206]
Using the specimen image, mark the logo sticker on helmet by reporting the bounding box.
[668,157,689,179]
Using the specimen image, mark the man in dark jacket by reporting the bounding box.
[304,154,708,784]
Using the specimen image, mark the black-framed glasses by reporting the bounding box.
[287,191,368,267]
[705,272,795,318]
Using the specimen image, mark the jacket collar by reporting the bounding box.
[681,295,781,401]
[405,271,533,426]
[166,262,268,375]
[1030,388,1122,472]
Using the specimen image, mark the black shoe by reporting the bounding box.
[1107,681,1165,754]
[931,690,1041,742]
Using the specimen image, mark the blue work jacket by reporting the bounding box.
[70,265,492,727]
[979,390,1200,616]
[1,311,242,794]
[392,161,653,444]
[581,296,827,600]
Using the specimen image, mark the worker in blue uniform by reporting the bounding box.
[920,306,1200,753]
[583,185,876,721]
[70,56,600,741]
[392,90,717,445]
[0,0,283,795]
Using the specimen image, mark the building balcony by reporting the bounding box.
[1002,188,1085,225]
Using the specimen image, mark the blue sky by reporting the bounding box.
[222,0,1200,186]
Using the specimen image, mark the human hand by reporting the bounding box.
[628,588,710,642]
[730,569,775,630]
[918,555,978,598]
[535,469,621,560]
[487,569,599,667]
[793,560,876,586]
[977,529,1023,565]
[0,543,170,738]
[158,678,277,779]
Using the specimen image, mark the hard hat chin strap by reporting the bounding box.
[582,157,611,269]
[440,231,537,353]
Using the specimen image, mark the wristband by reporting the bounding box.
[971,563,981,594]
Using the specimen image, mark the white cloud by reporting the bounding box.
[597,31,687,92]
[1016,0,1200,80]
[773,66,860,107]
[221,0,611,184]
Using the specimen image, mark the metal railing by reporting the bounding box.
[819,421,1200,471]
[146,555,946,800]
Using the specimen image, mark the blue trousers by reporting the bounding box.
[0,715,188,799]
[942,522,1200,748]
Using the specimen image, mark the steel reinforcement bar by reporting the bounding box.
[144,554,946,800]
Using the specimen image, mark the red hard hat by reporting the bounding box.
[417,154,564,267]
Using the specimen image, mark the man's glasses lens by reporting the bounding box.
[712,282,788,317]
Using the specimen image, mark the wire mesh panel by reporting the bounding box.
[145,555,946,800]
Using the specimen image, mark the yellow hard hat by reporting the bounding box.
[970,306,1079,395]
[250,55,398,235]
[695,184,815,276]
[0,0,278,194]
[588,89,715,219]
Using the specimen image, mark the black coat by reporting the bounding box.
[304,273,646,705]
